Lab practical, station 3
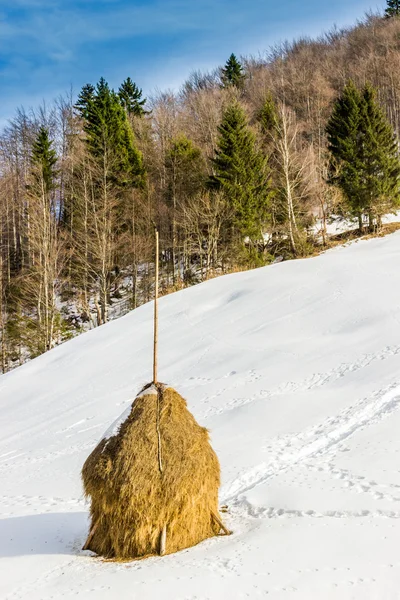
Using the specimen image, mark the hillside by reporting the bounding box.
[4,12,400,374]
[2,231,400,599]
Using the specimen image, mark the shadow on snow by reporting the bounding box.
[0,512,89,557]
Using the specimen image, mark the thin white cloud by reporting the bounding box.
[0,1,217,50]
[0,0,387,125]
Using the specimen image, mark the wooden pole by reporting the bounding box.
[211,510,232,536]
[82,520,99,551]
[159,524,167,556]
[153,228,159,385]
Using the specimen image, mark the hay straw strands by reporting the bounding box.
[81,228,229,560]
[82,385,228,560]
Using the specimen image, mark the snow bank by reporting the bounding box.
[2,232,400,598]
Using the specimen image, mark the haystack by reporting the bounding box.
[82,383,227,559]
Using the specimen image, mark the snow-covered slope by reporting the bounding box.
[2,233,400,599]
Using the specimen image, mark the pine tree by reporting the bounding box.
[221,54,245,89]
[84,77,144,188]
[118,78,147,117]
[166,135,205,201]
[359,84,400,224]
[258,94,279,136]
[327,81,400,229]
[385,0,400,18]
[210,100,271,241]
[70,78,145,324]
[31,127,57,193]
[326,81,364,227]
[75,84,95,120]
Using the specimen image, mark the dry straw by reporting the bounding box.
[82,384,226,559]
[81,230,229,560]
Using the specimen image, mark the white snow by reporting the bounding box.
[2,232,400,598]
[102,384,158,442]
[137,383,158,397]
[102,404,133,442]
[314,209,400,237]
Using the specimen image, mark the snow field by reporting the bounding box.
[2,232,400,598]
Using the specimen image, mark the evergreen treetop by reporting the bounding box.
[385,0,400,18]
[167,135,202,168]
[221,54,245,89]
[80,77,144,188]
[31,127,57,192]
[75,83,96,120]
[118,77,147,117]
[258,94,279,137]
[165,135,205,200]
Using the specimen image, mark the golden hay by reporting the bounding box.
[81,384,222,559]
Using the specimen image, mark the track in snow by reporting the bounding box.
[222,382,400,504]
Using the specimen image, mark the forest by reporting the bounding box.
[1,8,400,373]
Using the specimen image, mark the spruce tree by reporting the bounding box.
[31,127,57,193]
[327,81,400,229]
[118,78,147,116]
[166,135,205,201]
[360,84,400,222]
[326,81,364,227]
[72,78,145,323]
[75,84,95,120]
[385,0,400,18]
[258,94,279,136]
[210,100,271,241]
[221,54,245,89]
[83,77,144,188]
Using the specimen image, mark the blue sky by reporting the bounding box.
[0,0,386,127]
